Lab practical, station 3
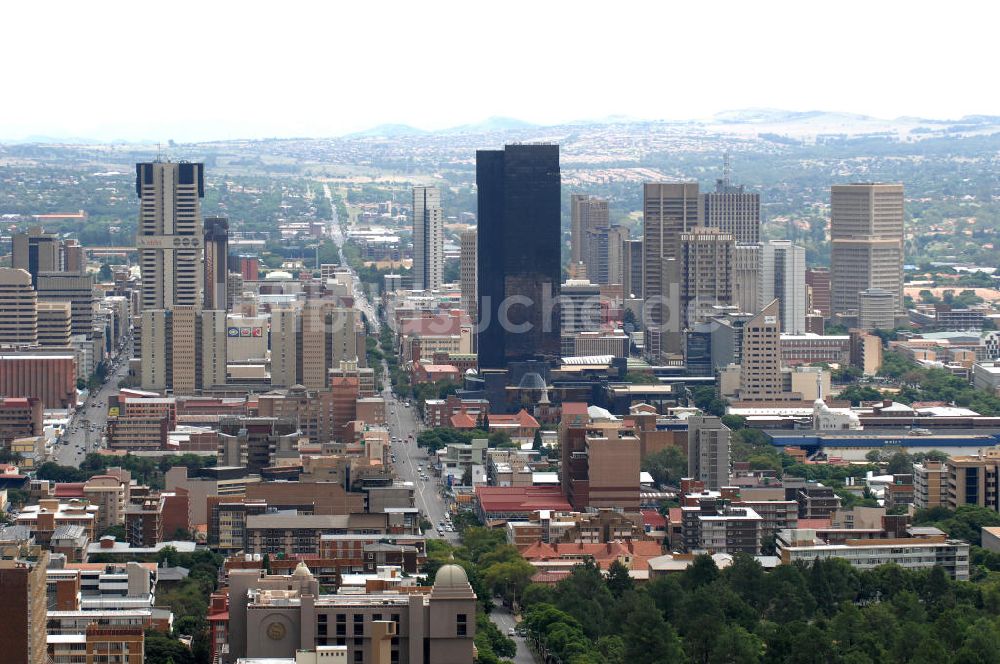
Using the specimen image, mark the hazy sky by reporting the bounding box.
[3,0,997,142]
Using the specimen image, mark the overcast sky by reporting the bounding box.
[3,0,996,142]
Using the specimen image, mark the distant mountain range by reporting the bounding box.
[6,110,1000,145]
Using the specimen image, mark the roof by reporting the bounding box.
[520,540,664,571]
[450,412,477,429]
[489,409,539,429]
[642,510,667,528]
[54,483,86,498]
[475,486,571,514]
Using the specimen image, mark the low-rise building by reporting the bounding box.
[776,525,970,579]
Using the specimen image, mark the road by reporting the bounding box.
[382,364,459,544]
[324,183,379,332]
[490,606,536,664]
[53,353,131,467]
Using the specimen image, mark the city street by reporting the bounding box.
[53,355,131,467]
[490,606,536,664]
[325,183,379,332]
[382,367,459,544]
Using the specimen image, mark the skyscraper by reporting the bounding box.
[642,183,701,327]
[761,240,806,334]
[0,268,37,346]
[623,239,644,299]
[585,225,628,286]
[140,307,226,394]
[460,228,477,321]
[733,245,761,314]
[12,227,60,287]
[740,299,783,401]
[135,162,205,311]
[476,145,561,369]
[830,183,905,317]
[687,415,731,490]
[203,216,229,310]
[805,267,832,318]
[570,194,609,268]
[703,176,761,245]
[679,229,734,328]
[412,186,444,291]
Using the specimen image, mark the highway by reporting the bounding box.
[53,352,131,467]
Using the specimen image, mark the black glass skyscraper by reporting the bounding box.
[476,144,561,369]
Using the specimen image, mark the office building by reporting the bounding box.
[687,415,731,490]
[412,186,444,291]
[270,306,298,388]
[140,307,227,394]
[805,267,832,318]
[0,354,76,409]
[203,216,229,310]
[0,268,37,345]
[858,288,896,331]
[642,182,701,327]
[570,194,609,267]
[12,227,62,287]
[459,228,477,321]
[586,225,628,286]
[702,175,760,244]
[679,229,734,328]
[739,299,783,401]
[36,301,72,348]
[761,240,806,334]
[559,280,602,355]
[830,183,905,316]
[0,543,48,664]
[476,144,561,368]
[681,500,762,554]
[623,239,644,299]
[135,161,205,311]
[36,271,95,338]
[733,245,761,315]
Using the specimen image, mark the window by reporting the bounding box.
[354,651,364,663]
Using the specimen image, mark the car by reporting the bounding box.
[508,628,516,637]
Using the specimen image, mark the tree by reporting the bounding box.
[641,446,687,487]
[605,560,634,598]
[532,429,544,452]
[621,594,684,664]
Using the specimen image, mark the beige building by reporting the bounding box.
[679,229,734,328]
[37,301,72,347]
[571,194,610,268]
[270,306,299,388]
[849,330,883,376]
[914,460,946,509]
[739,299,784,400]
[858,287,896,331]
[732,244,760,315]
[945,450,1000,511]
[584,420,641,511]
[83,471,131,534]
[36,272,95,338]
[643,183,701,328]
[140,307,227,395]
[230,563,476,664]
[460,228,477,321]
[830,183,904,317]
[135,161,205,311]
[0,268,37,345]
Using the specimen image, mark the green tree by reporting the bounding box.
[605,560,634,598]
[621,594,684,664]
[641,446,687,487]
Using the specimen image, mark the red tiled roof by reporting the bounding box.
[798,518,833,529]
[668,508,682,524]
[641,510,666,528]
[520,540,664,571]
[450,412,477,429]
[489,409,539,429]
